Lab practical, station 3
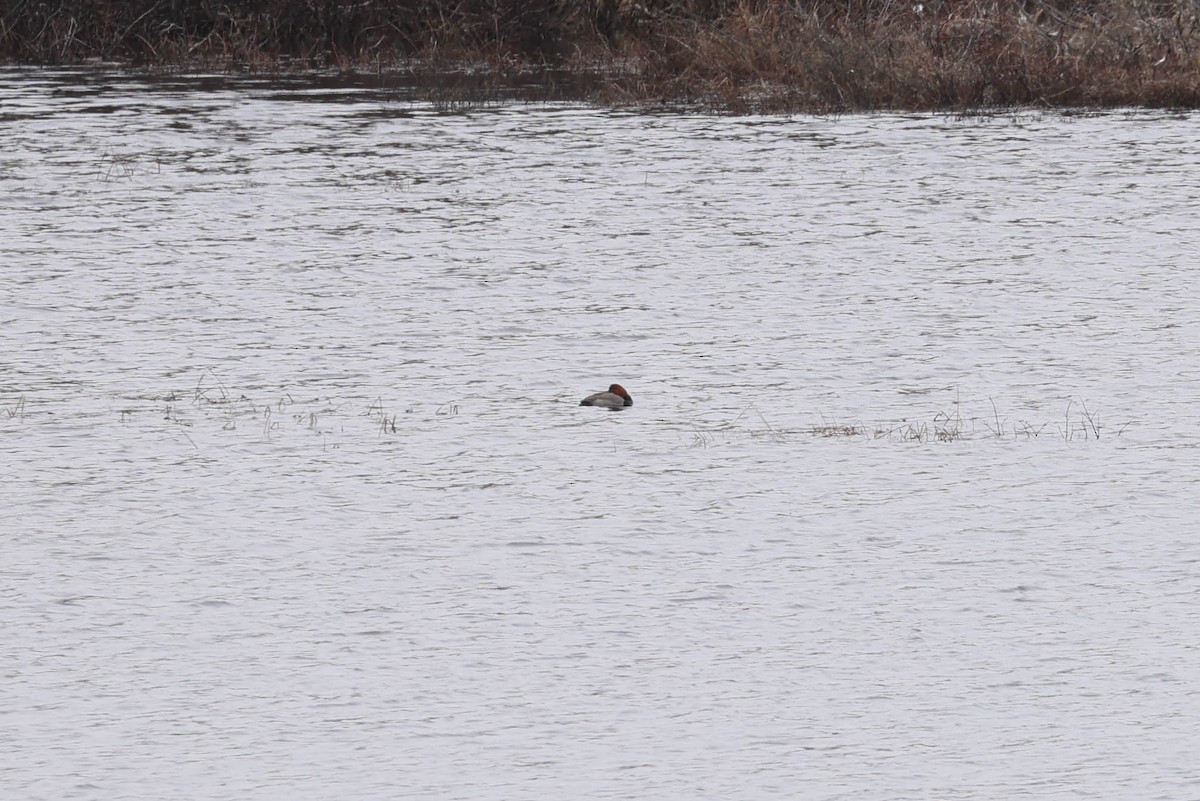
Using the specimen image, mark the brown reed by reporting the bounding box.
[3,1,1199,111]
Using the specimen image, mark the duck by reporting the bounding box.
[579,383,633,410]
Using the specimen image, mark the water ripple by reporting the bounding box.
[3,70,1200,801]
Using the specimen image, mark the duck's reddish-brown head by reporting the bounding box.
[608,384,632,405]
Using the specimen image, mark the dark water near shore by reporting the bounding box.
[3,69,1200,800]
[0,64,601,113]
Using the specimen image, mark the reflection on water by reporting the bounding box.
[3,69,1200,800]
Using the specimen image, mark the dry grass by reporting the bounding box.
[3,396,26,419]
[3,1,1199,110]
[806,395,1126,443]
[695,394,1130,446]
[0,0,592,71]
[593,0,1200,112]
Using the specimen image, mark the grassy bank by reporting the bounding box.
[3,0,1200,111]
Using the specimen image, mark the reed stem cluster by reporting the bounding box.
[4,1,1199,110]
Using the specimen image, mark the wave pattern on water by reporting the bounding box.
[3,70,1200,801]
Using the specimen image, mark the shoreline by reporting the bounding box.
[4,1,1199,113]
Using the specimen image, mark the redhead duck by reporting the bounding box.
[579,383,633,410]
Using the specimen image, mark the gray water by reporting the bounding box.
[3,68,1200,800]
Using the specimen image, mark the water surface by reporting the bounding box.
[3,69,1200,800]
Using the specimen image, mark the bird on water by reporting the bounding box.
[579,384,633,410]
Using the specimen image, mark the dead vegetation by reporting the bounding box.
[808,394,1127,443]
[3,1,1200,111]
[686,394,1128,447]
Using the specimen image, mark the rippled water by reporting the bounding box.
[4,68,1200,800]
